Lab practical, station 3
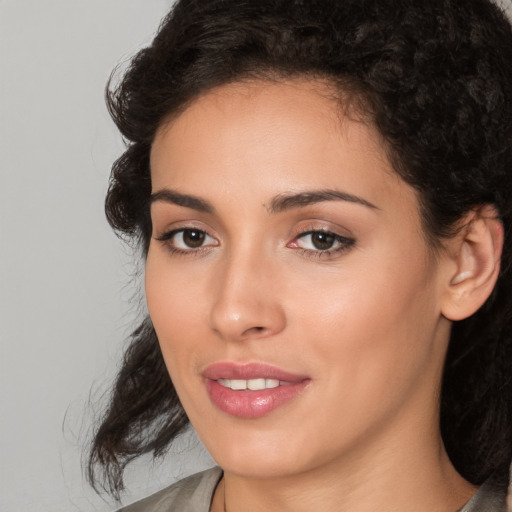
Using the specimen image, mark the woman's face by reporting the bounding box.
[146,80,453,479]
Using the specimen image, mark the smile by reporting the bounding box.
[203,363,310,418]
[218,378,292,390]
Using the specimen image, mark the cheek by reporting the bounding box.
[145,244,205,319]
[144,250,204,368]
[291,255,440,387]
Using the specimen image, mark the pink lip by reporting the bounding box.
[202,362,310,419]
[203,362,308,381]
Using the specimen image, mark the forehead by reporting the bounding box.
[153,80,346,160]
[150,79,414,217]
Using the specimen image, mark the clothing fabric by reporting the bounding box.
[459,472,509,512]
[116,468,223,512]
[116,466,510,512]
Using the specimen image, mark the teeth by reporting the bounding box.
[248,378,265,390]
[231,379,247,390]
[266,379,280,389]
[218,378,282,390]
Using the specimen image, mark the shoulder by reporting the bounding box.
[460,470,510,512]
[115,467,223,512]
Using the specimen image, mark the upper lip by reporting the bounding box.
[202,362,309,382]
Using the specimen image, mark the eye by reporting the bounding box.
[298,231,337,251]
[174,229,210,249]
[290,229,355,255]
[156,228,218,252]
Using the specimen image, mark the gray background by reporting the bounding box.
[0,1,213,511]
[1,1,512,512]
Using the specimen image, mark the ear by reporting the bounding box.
[441,205,503,321]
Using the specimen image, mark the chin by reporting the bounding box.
[197,423,319,479]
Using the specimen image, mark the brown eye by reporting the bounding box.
[291,230,355,256]
[156,227,218,252]
[182,229,206,248]
[310,232,335,250]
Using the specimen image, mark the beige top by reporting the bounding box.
[117,468,223,512]
[116,466,509,512]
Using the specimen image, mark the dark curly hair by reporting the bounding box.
[88,0,512,497]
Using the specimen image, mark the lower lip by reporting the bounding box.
[205,379,310,419]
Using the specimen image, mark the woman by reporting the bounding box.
[88,0,512,510]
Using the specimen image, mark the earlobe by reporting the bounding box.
[441,205,503,321]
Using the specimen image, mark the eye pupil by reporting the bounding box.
[183,229,205,248]
[312,232,335,250]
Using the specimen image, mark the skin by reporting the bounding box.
[146,80,478,511]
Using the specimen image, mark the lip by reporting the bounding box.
[202,362,310,419]
[203,362,308,381]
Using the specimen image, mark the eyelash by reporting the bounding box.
[291,229,355,259]
[155,228,218,256]
[155,227,355,259]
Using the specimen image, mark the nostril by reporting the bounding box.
[242,326,266,337]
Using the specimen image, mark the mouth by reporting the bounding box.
[217,378,292,390]
[202,362,310,419]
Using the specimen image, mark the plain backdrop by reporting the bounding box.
[2,1,512,512]
[0,1,213,511]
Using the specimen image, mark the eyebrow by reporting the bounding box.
[149,187,378,214]
[268,189,378,213]
[150,189,214,213]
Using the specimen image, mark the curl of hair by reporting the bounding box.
[88,320,188,498]
[90,0,512,496]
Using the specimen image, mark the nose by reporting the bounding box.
[209,249,286,342]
